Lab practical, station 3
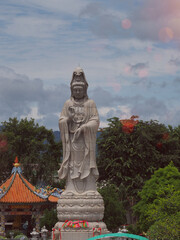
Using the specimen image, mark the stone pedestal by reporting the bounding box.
[53,229,110,240]
[57,191,104,221]
[54,191,109,240]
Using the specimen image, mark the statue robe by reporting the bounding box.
[58,97,99,182]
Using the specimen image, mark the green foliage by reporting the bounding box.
[146,190,180,239]
[127,224,141,235]
[97,117,180,201]
[147,214,180,240]
[14,234,28,239]
[0,117,62,185]
[6,230,22,238]
[58,179,66,189]
[98,184,126,232]
[40,208,58,231]
[133,163,180,238]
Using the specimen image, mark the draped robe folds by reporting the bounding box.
[58,98,99,185]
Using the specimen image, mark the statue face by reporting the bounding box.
[71,67,88,99]
[73,71,83,80]
[72,86,84,99]
[73,67,83,79]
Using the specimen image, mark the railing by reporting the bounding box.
[87,233,148,240]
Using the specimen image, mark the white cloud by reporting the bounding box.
[118,105,132,119]
[98,105,132,123]
[98,107,116,117]
[21,106,45,120]
[0,66,70,129]
[111,47,180,82]
[99,121,108,129]
[0,65,179,129]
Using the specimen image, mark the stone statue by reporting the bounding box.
[54,68,108,239]
[58,67,99,194]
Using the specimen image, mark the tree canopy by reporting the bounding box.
[0,117,62,186]
[133,163,180,239]
[97,117,180,200]
[40,208,58,231]
[97,117,180,229]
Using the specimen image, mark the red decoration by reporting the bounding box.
[59,228,62,240]
[62,220,89,228]
[52,228,55,240]
[93,227,102,237]
[93,228,95,237]
[15,156,19,163]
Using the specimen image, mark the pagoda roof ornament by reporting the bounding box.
[13,156,20,167]
[11,156,22,174]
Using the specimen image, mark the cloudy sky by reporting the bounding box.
[0,0,179,130]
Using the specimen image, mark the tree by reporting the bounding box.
[40,208,58,231]
[0,117,62,185]
[97,117,180,226]
[133,163,180,238]
[98,183,126,232]
[0,133,12,183]
[97,117,180,201]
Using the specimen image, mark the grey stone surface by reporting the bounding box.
[53,229,111,240]
[57,191,104,221]
[58,67,99,195]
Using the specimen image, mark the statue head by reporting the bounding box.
[71,67,88,99]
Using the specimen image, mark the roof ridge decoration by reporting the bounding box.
[19,174,48,200]
[34,186,63,198]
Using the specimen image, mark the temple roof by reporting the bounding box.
[0,157,62,204]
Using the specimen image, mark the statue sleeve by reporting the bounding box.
[79,100,99,179]
[58,101,70,179]
[85,100,99,131]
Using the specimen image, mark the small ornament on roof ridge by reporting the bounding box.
[13,156,20,167]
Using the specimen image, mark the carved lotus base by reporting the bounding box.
[57,190,104,222]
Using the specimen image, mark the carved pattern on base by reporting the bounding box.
[57,191,104,222]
